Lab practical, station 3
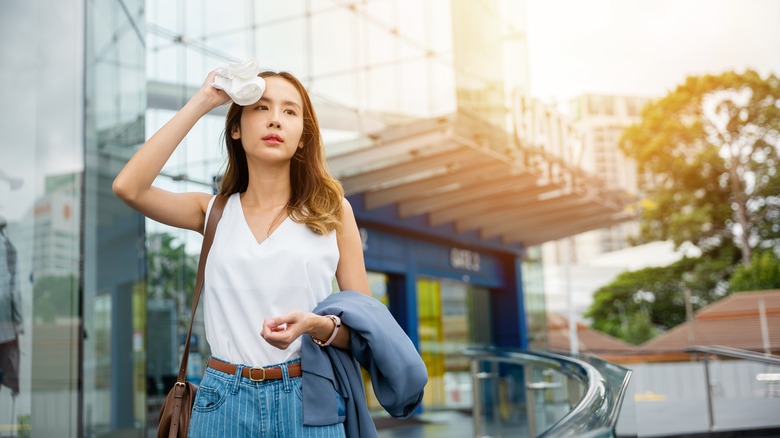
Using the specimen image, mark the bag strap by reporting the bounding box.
[176,194,228,384]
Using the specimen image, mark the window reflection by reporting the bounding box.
[1,0,87,426]
[0,214,22,398]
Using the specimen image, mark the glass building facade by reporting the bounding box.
[0,1,549,435]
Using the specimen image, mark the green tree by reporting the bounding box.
[588,70,779,342]
[623,310,657,345]
[620,70,780,266]
[586,247,737,344]
[146,232,197,303]
[730,250,780,292]
[33,275,79,323]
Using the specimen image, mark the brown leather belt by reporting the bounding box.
[207,358,302,382]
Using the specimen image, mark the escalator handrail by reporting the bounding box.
[465,347,632,437]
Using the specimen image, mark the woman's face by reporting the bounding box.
[233,76,305,164]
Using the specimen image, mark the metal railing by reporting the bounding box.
[685,345,780,432]
[466,348,632,438]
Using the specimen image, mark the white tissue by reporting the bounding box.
[212,59,266,106]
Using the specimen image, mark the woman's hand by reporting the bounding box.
[261,311,316,350]
[262,311,350,350]
[193,70,232,110]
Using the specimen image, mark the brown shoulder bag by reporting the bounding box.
[158,195,227,438]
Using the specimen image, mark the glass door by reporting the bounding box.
[418,277,491,410]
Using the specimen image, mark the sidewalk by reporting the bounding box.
[376,411,474,438]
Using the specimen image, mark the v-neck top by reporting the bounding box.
[202,193,339,366]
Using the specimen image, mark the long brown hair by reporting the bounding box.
[219,71,344,235]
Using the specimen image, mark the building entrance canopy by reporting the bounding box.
[328,112,634,247]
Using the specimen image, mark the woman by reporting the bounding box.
[113,68,369,436]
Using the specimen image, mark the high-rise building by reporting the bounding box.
[570,94,650,253]
[542,94,651,319]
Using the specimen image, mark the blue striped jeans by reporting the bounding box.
[188,358,345,437]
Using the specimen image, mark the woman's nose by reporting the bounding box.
[267,111,281,129]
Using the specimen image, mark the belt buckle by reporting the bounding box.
[248,367,266,382]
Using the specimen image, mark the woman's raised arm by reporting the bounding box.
[112,70,230,233]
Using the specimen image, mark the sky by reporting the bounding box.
[524,0,780,102]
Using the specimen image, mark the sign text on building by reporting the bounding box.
[450,248,481,272]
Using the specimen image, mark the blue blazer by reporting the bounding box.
[301,290,428,437]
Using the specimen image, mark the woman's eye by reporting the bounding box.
[284,109,297,116]
[256,105,268,110]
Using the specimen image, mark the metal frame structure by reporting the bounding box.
[685,345,780,432]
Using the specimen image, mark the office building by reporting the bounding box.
[0,1,630,435]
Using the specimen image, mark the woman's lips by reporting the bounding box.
[262,134,283,144]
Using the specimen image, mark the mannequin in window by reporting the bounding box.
[0,215,21,396]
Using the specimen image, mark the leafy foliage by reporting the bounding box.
[620,70,780,262]
[730,250,780,292]
[146,232,197,302]
[588,70,780,343]
[33,275,78,323]
[585,246,738,344]
[622,310,657,345]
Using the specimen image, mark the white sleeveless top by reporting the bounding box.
[202,193,339,366]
